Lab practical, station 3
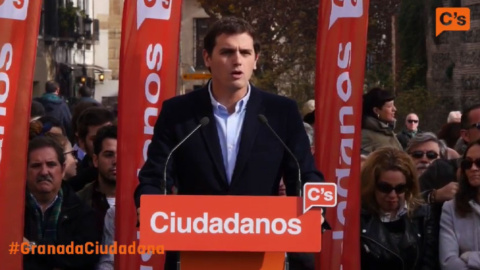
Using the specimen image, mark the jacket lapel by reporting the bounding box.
[195,87,228,187]
[230,87,264,186]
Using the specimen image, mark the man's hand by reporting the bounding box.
[461,251,471,262]
[436,182,459,202]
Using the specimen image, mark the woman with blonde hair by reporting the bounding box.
[361,147,437,270]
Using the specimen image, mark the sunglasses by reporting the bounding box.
[410,150,439,160]
[376,182,407,194]
[469,123,480,130]
[407,119,419,124]
[461,158,480,170]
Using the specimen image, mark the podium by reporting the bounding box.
[140,183,336,270]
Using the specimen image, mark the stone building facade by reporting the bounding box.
[426,0,480,127]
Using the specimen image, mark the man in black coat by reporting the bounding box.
[24,136,100,270]
[134,17,324,270]
[396,113,420,149]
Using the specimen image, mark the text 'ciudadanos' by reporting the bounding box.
[139,183,336,252]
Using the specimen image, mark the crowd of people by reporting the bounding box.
[359,87,480,270]
[20,15,480,270]
[25,81,116,269]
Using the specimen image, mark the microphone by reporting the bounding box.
[258,114,302,197]
[162,117,210,195]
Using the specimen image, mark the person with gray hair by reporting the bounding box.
[406,132,446,176]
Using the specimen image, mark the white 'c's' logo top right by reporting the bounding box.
[137,0,172,29]
[329,0,363,29]
[0,0,28,21]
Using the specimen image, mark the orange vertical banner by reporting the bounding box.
[315,0,369,269]
[0,0,42,269]
[116,0,183,269]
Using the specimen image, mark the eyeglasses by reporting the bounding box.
[407,119,419,124]
[461,158,480,170]
[469,123,480,130]
[64,149,78,158]
[376,182,407,194]
[410,150,439,160]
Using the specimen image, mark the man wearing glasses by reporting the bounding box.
[415,105,480,266]
[420,105,480,205]
[397,113,420,149]
[406,132,445,176]
[456,104,480,155]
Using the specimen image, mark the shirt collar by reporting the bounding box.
[379,200,408,222]
[208,81,251,114]
[29,193,60,211]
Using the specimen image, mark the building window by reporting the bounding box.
[194,18,213,70]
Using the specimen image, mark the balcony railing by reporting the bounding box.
[42,0,98,45]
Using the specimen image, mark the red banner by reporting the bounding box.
[315,0,369,269]
[0,0,42,268]
[116,0,182,269]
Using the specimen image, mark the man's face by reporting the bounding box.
[80,122,112,156]
[63,141,77,179]
[461,108,480,143]
[27,147,65,197]
[408,141,440,176]
[203,33,258,94]
[405,114,419,132]
[93,138,117,184]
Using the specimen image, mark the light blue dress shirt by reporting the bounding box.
[208,82,251,184]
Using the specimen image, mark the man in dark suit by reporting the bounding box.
[134,16,324,269]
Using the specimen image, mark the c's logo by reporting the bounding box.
[0,0,29,21]
[303,183,337,213]
[144,0,156,8]
[13,0,24,9]
[436,7,470,36]
[329,0,363,29]
[137,0,172,29]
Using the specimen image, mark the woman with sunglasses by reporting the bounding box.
[361,148,437,270]
[361,88,403,156]
[439,139,480,269]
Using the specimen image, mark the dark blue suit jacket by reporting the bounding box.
[134,85,323,206]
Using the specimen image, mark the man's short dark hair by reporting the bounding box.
[28,136,65,165]
[31,100,45,118]
[461,104,480,129]
[93,125,117,155]
[77,107,115,141]
[79,86,93,97]
[72,102,101,136]
[45,80,60,93]
[203,17,260,56]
